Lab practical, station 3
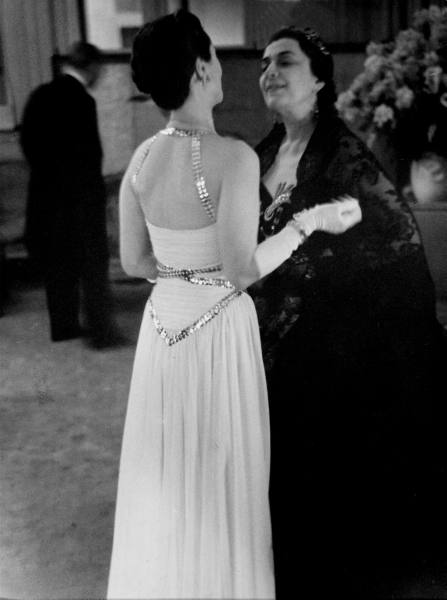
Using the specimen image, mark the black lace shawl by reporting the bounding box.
[250,115,440,374]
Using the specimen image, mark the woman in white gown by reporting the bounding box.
[107,10,361,599]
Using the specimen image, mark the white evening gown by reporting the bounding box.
[107,129,275,599]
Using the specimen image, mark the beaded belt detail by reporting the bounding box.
[136,126,239,346]
[148,289,242,346]
[150,262,240,345]
[157,261,234,289]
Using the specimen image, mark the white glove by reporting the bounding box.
[292,196,362,236]
[251,197,361,283]
[254,225,301,278]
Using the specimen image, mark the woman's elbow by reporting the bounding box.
[225,261,260,291]
[121,251,158,280]
[120,250,143,278]
[226,275,246,290]
[121,259,141,278]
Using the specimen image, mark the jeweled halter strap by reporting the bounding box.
[133,126,215,221]
[133,126,242,346]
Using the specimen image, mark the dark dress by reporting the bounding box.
[250,114,447,598]
[20,73,114,342]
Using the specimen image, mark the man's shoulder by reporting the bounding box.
[29,76,75,101]
[28,80,53,99]
[52,74,87,93]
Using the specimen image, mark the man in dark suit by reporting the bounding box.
[20,42,121,348]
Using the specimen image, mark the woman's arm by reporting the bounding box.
[119,166,158,281]
[217,140,361,290]
[217,141,303,290]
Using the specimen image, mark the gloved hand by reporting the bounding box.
[290,196,362,237]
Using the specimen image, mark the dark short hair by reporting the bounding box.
[267,27,337,116]
[66,41,102,69]
[131,9,212,111]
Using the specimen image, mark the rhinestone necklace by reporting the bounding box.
[166,121,215,135]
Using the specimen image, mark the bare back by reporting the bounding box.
[133,131,231,230]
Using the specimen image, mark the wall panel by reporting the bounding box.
[1,0,80,126]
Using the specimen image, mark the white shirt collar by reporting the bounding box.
[62,66,88,88]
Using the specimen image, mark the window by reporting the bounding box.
[0,38,7,104]
[120,26,141,49]
[115,0,142,12]
[85,0,246,50]
[84,0,144,50]
[0,30,14,130]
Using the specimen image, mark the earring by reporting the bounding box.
[313,103,320,120]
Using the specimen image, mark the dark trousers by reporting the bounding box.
[44,247,113,341]
[41,203,114,342]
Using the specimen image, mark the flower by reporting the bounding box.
[337,5,447,135]
[373,104,394,127]
[395,86,415,109]
[424,65,443,93]
[363,54,386,76]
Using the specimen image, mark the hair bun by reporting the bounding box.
[130,11,211,110]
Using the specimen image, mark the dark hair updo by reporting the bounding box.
[131,9,212,111]
[267,26,337,117]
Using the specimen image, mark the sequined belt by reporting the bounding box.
[149,261,242,346]
[156,261,234,289]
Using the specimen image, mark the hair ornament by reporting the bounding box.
[303,27,330,56]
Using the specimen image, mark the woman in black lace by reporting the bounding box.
[250,26,447,599]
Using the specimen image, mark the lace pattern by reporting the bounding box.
[251,115,431,372]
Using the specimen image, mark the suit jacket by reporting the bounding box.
[20,74,106,259]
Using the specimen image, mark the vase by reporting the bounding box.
[410,154,447,204]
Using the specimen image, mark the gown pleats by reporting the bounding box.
[107,224,274,599]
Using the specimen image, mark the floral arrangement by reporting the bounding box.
[336,5,447,136]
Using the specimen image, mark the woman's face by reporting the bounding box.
[260,37,323,116]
